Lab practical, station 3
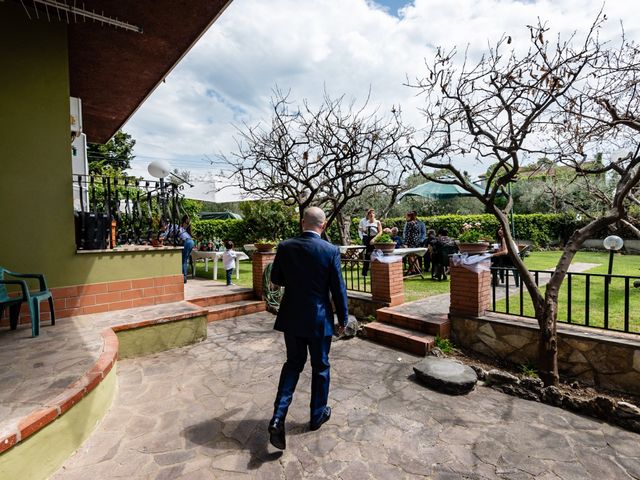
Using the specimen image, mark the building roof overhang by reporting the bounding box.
[66,0,232,143]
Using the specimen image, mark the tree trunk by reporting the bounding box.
[336,211,351,245]
[537,299,560,386]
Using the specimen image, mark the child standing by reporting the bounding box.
[222,240,237,286]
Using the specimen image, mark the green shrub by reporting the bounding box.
[192,212,585,248]
[434,336,454,354]
[191,219,245,244]
[520,362,539,378]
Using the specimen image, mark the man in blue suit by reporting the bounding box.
[268,207,349,450]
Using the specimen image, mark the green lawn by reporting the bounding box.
[495,251,640,333]
[193,260,254,288]
[403,275,452,302]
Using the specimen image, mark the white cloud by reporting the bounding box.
[124,0,640,179]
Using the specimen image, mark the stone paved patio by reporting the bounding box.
[52,311,640,479]
[0,279,238,444]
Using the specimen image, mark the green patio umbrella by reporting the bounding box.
[397,181,485,200]
[398,180,515,238]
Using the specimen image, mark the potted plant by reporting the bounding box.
[457,222,489,254]
[254,238,278,253]
[372,232,397,254]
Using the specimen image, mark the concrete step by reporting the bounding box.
[204,300,266,322]
[376,307,450,337]
[363,322,435,356]
[189,288,256,308]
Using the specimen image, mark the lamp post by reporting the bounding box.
[603,235,624,284]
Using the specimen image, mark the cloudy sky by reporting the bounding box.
[124,0,640,181]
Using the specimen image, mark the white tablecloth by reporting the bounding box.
[389,247,428,258]
[191,250,250,280]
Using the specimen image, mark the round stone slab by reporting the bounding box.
[413,357,478,395]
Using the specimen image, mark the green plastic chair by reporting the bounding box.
[0,267,55,337]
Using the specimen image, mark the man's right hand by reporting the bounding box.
[337,325,346,336]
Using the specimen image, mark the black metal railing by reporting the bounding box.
[341,259,371,293]
[73,174,185,250]
[490,267,640,334]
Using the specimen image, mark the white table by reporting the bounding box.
[388,248,429,278]
[191,250,250,280]
[338,245,366,259]
[389,247,428,257]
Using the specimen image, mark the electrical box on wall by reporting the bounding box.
[70,96,83,141]
[72,133,89,211]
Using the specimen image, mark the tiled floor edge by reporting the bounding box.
[0,305,209,456]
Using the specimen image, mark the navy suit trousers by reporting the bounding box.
[273,334,332,424]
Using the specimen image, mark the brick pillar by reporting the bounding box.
[449,263,491,317]
[371,259,404,306]
[252,252,276,300]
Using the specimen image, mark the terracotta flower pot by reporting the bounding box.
[151,238,164,248]
[458,242,490,254]
[373,242,396,254]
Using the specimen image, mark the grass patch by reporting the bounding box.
[193,259,253,288]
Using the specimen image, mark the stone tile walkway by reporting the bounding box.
[53,312,640,479]
[0,302,205,441]
[0,280,221,443]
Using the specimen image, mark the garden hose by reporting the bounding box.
[263,262,284,311]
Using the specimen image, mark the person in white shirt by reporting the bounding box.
[222,240,237,286]
[357,208,382,276]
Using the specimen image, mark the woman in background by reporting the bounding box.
[358,208,382,276]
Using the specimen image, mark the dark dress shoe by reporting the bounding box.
[310,406,331,431]
[268,418,286,450]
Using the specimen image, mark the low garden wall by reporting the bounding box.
[347,292,387,319]
[450,313,640,396]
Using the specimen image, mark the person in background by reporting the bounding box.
[403,212,422,275]
[491,227,516,285]
[358,208,382,276]
[424,229,437,275]
[222,240,237,286]
[390,227,403,248]
[431,228,457,280]
[416,212,427,272]
[403,212,421,248]
[162,214,195,284]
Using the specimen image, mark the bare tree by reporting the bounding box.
[226,89,412,244]
[407,14,640,386]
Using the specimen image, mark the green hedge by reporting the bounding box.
[191,213,633,248]
[191,219,245,246]
[191,213,585,247]
[349,213,584,246]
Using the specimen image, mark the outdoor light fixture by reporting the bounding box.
[148,160,194,187]
[603,235,624,284]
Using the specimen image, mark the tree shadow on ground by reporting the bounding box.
[182,410,308,470]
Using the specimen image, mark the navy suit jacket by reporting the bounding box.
[270,232,349,338]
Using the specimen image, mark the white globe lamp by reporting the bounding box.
[603,235,624,251]
[147,160,172,179]
[603,235,624,284]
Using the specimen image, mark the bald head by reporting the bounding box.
[302,207,327,232]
